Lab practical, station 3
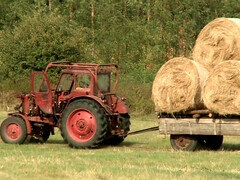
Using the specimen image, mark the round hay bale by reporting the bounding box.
[203,60,240,115]
[152,57,209,113]
[192,18,240,71]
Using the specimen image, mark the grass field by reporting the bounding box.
[1,111,240,180]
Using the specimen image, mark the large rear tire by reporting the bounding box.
[60,99,107,148]
[0,116,27,144]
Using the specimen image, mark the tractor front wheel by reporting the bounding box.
[60,99,107,148]
[0,117,27,144]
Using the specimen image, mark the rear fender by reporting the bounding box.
[114,99,129,114]
[68,96,113,115]
[109,95,129,114]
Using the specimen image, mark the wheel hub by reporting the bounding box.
[75,118,93,136]
[67,109,97,142]
[6,123,22,140]
[175,136,191,148]
[77,121,85,129]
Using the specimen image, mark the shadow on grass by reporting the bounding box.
[25,138,240,151]
[25,137,140,148]
[197,143,240,151]
[221,143,240,151]
[100,141,139,149]
[25,138,65,145]
[46,139,65,144]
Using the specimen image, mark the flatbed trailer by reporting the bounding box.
[127,109,240,151]
[157,109,240,151]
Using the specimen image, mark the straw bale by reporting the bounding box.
[203,60,240,115]
[192,18,240,71]
[152,57,209,113]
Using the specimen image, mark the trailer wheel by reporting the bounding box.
[198,135,223,150]
[0,117,27,144]
[60,99,107,148]
[170,135,198,151]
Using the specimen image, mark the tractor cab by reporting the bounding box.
[31,62,123,115]
[55,66,114,96]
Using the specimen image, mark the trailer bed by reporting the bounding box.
[158,117,240,136]
[127,110,240,151]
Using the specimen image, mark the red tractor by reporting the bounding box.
[0,62,130,148]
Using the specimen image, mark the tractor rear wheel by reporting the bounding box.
[0,116,27,144]
[60,99,107,148]
[170,134,198,151]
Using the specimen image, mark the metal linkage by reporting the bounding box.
[127,126,159,136]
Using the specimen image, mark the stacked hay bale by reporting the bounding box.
[152,17,240,115]
[202,61,240,115]
[152,57,208,113]
[196,18,240,115]
[192,18,240,71]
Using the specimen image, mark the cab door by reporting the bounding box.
[31,72,53,114]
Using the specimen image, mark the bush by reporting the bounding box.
[117,67,158,115]
[0,11,89,81]
[117,80,154,115]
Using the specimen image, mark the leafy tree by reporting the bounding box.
[0,11,89,80]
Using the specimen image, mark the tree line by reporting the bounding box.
[0,0,239,113]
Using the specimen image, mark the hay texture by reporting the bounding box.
[203,60,240,115]
[152,57,209,113]
[192,18,240,71]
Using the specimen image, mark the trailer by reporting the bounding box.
[127,109,240,151]
[157,109,240,151]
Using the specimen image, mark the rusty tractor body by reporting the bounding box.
[0,62,130,148]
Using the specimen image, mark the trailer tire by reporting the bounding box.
[60,99,107,148]
[170,134,198,151]
[198,135,223,150]
[0,117,27,144]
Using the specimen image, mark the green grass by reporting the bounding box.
[1,112,240,180]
